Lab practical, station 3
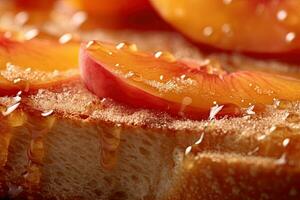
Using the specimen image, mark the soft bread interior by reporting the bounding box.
[0,116,182,199]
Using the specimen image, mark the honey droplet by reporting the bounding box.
[24,29,39,41]
[257,134,266,141]
[185,146,192,155]
[245,105,255,115]
[154,51,176,62]
[41,110,54,117]
[2,92,22,116]
[282,138,290,147]
[286,32,296,43]
[221,24,231,34]
[13,78,22,84]
[86,42,112,55]
[115,42,138,51]
[194,132,205,145]
[277,10,287,21]
[116,42,126,50]
[2,103,20,116]
[182,96,193,106]
[125,71,142,82]
[209,104,224,120]
[180,74,187,80]
[124,71,135,79]
[202,26,214,37]
[247,146,259,156]
[86,40,98,50]
[273,98,280,108]
[59,33,72,44]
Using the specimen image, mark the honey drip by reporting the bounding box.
[0,108,26,167]
[154,51,176,62]
[24,114,55,195]
[97,125,121,170]
[0,116,12,167]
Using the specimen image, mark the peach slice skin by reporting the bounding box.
[0,36,79,95]
[150,0,300,53]
[80,41,300,119]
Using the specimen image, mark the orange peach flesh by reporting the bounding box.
[150,0,300,53]
[0,36,79,95]
[80,41,300,118]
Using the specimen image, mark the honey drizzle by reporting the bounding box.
[0,107,26,167]
[97,125,121,170]
[0,116,12,167]
[24,114,55,196]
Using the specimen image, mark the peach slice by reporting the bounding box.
[80,41,300,119]
[0,35,79,95]
[150,0,300,53]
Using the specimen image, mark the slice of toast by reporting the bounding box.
[0,30,300,200]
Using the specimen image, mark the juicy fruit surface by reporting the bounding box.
[151,0,300,53]
[80,41,300,119]
[0,34,79,95]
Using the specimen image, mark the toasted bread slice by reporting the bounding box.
[0,80,197,199]
[164,153,300,200]
[0,30,300,200]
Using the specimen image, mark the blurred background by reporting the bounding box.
[0,0,169,30]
